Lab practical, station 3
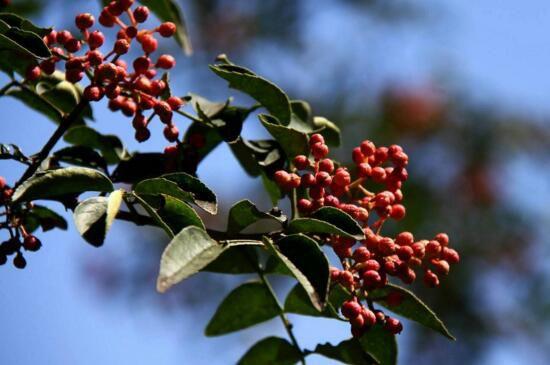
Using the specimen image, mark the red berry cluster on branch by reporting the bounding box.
[0,176,42,269]
[274,134,460,337]
[25,0,184,143]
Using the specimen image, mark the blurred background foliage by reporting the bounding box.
[1,0,549,364]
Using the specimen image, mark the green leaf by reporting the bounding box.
[53,146,108,171]
[64,126,128,165]
[227,199,285,234]
[0,13,51,36]
[111,153,166,183]
[73,190,123,247]
[12,167,113,202]
[288,207,365,240]
[139,0,192,55]
[359,325,397,365]
[315,339,377,365]
[7,86,63,123]
[210,63,291,124]
[138,194,204,233]
[229,137,262,176]
[162,172,218,214]
[0,21,51,59]
[261,171,283,205]
[188,93,229,119]
[370,283,455,340]
[259,114,309,159]
[182,122,224,170]
[203,240,263,274]
[313,116,341,147]
[290,100,312,124]
[157,226,222,292]
[135,178,193,203]
[238,337,302,365]
[205,281,280,336]
[132,192,174,238]
[23,205,67,233]
[284,283,349,320]
[0,143,29,164]
[264,235,330,311]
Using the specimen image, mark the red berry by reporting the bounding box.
[158,22,177,37]
[288,173,301,189]
[435,233,449,246]
[167,96,184,110]
[13,252,26,269]
[357,162,371,177]
[390,204,406,220]
[341,300,362,319]
[274,170,291,187]
[56,30,72,45]
[99,10,115,27]
[315,171,332,187]
[114,39,130,55]
[338,270,355,289]
[293,155,309,170]
[0,176,6,189]
[442,247,460,264]
[311,142,329,160]
[121,100,137,116]
[396,231,414,246]
[140,34,158,53]
[297,198,312,213]
[135,128,151,142]
[133,6,149,23]
[352,147,364,164]
[362,270,381,288]
[83,85,103,101]
[87,50,103,65]
[371,166,387,183]
[309,186,325,200]
[324,195,340,207]
[353,246,371,263]
[333,168,351,187]
[396,245,414,261]
[384,317,403,334]
[163,124,180,142]
[23,235,41,252]
[125,26,138,38]
[318,159,334,173]
[300,173,316,187]
[75,13,94,29]
[132,114,147,129]
[423,270,439,287]
[65,38,81,53]
[26,65,41,81]
[360,140,376,156]
[119,0,134,11]
[65,69,83,83]
[386,291,404,307]
[309,133,324,146]
[156,54,176,69]
[88,30,105,49]
[425,240,441,257]
[133,56,151,74]
[432,259,450,276]
[362,309,377,327]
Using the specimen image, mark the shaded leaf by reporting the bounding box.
[64,126,128,164]
[315,339,377,365]
[138,194,204,233]
[238,337,302,365]
[210,63,291,124]
[359,325,397,365]
[0,13,51,36]
[132,192,174,238]
[205,281,280,336]
[0,21,50,59]
[313,116,341,147]
[284,283,349,320]
[227,199,285,234]
[162,172,218,214]
[23,205,67,233]
[203,240,263,274]
[370,283,455,340]
[12,167,113,202]
[288,207,365,240]
[264,235,330,311]
[112,153,166,183]
[53,146,108,171]
[259,114,309,158]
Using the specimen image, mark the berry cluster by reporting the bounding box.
[25,0,184,143]
[0,176,42,269]
[274,134,460,337]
